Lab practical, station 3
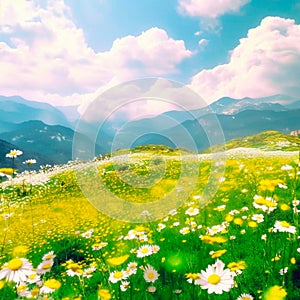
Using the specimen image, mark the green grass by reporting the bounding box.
[204,130,300,153]
[0,147,300,299]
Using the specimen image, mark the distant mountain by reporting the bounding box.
[0,96,71,129]
[1,94,300,158]
[128,94,297,128]
[115,109,300,152]
[0,120,105,165]
[0,139,55,172]
[204,130,300,153]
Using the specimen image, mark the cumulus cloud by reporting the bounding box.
[177,0,250,18]
[189,16,300,103]
[78,78,207,122]
[0,0,192,107]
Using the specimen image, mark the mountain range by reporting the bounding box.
[0,94,299,169]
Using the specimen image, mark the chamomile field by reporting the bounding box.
[0,145,300,300]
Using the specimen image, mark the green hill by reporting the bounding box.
[204,130,300,153]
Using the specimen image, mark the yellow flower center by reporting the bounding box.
[17,285,27,292]
[45,254,53,260]
[207,274,221,284]
[241,297,252,300]
[31,286,39,297]
[113,271,124,279]
[44,279,61,290]
[8,258,23,271]
[280,204,290,211]
[141,248,149,254]
[68,263,82,272]
[29,273,37,280]
[147,272,155,279]
[280,221,290,228]
[42,263,52,270]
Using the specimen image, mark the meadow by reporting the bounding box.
[0,145,299,299]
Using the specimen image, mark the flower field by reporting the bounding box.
[0,147,300,299]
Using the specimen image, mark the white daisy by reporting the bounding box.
[185,207,199,216]
[237,293,254,300]
[40,279,61,294]
[120,280,130,292]
[251,214,264,223]
[273,221,296,234]
[0,258,33,284]
[197,259,235,294]
[81,229,94,238]
[83,266,96,278]
[36,259,54,275]
[92,242,108,250]
[26,272,41,284]
[126,262,138,275]
[157,223,166,232]
[151,245,160,254]
[143,264,159,283]
[109,270,129,283]
[179,227,191,235]
[279,267,288,275]
[42,251,56,261]
[6,149,23,158]
[168,209,178,216]
[136,245,153,258]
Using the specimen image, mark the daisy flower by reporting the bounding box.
[143,265,159,283]
[42,251,56,261]
[251,214,264,223]
[26,272,41,284]
[237,293,254,300]
[109,270,129,283]
[136,245,153,258]
[92,242,108,250]
[151,245,160,254]
[207,224,226,236]
[126,262,138,275]
[197,259,235,294]
[179,227,191,235]
[273,221,296,234]
[120,281,130,292]
[168,209,178,215]
[147,286,157,293]
[36,259,54,274]
[185,207,199,216]
[40,279,61,294]
[81,229,94,238]
[23,159,36,165]
[0,258,33,284]
[16,284,31,298]
[83,266,96,278]
[66,262,83,277]
[157,223,166,232]
[185,273,201,284]
[6,149,23,158]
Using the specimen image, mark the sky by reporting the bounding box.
[1,0,300,115]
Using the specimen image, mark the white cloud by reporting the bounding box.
[189,17,300,103]
[178,0,250,18]
[198,38,208,49]
[78,78,207,123]
[0,0,192,107]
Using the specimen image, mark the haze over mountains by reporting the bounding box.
[0,94,299,169]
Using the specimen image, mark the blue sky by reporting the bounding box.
[0,0,300,113]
